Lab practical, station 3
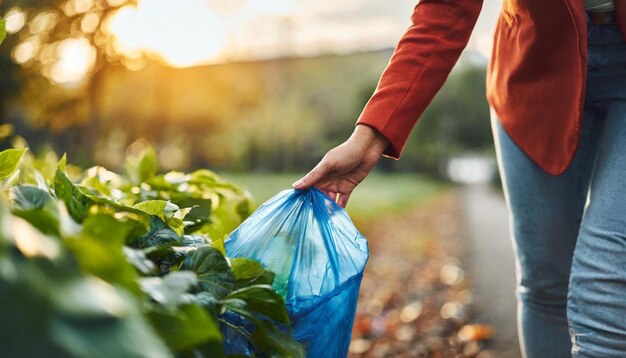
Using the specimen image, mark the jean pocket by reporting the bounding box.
[588,24,625,47]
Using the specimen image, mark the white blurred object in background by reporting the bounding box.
[446,155,495,185]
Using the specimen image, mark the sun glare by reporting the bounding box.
[5,7,27,34]
[108,0,226,68]
[49,38,97,84]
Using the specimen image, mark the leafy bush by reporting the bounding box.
[0,146,304,357]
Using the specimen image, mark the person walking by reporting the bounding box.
[293,1,626,357]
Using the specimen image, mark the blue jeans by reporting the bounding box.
[491,22,626,357]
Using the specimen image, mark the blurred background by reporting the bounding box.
[0,0,502,175]
[1,0,521,357]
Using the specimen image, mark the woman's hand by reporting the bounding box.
[292,125,389,208]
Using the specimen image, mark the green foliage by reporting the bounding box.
[126,147,159,184]
[0,148,27,180]
[54,167,94,222]
[401,63,492,174]
[224,286,291,331]
[0,18,5,45]
[147,303,222,352]
[182,246,237,300]
[231,257,276,287]
[0,146,303,357]
[222,285,305,358]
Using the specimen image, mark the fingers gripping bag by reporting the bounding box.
[224,187,369,357]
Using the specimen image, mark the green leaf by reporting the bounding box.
[53,168,93,222]
[50,277,130,319]
[230,258,275,287]
[138,148,158,182]
[0,245,168,358]
[169,196,211,233]
[147,304,221,352]
[57,154,67,172]
[9,186,60,236]
[135,216,181,248]
[89,210,148,241]
[174,206,193,220]
[182,245,236,300]
[9,185,53,211]
[49,278,170,358]
[85,194,147,217]
[168,206,192,236]
[188,169,221,186]
[0,148,27,180]
[220,292,304,358]
[139,271,197,306]
[125,147,158,184]
[236,195,253,221]
[11,206,61,237]
[167,217,185,237]
[224,285,290,329]
[123,247,157,275]
[134,200,168,220]
[183,291,219,314]
[80,166,123,196]
[0,169,20,191]
[81,213,129,246]
[84,204,150,245]
[66,213,141,293]
[0,19,6,45]
[251,327,305,358]
[0,277,67,356]
[204,193,251,254]
[219,284,302,357]
[133,201,188,236]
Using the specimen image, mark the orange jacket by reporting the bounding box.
[356,0,614,175]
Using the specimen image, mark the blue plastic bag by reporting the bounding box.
[225,188,369,357]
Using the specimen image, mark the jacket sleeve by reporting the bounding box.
[356,0,484,158]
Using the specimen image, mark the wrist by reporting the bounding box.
[350,124,389,154]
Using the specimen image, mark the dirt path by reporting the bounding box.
[458,185,521,357]
[349,191,498,357]
[346,185,523,357]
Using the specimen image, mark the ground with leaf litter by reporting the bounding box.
[349,191,496,358]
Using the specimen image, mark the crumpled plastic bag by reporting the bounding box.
[224,187,369,357]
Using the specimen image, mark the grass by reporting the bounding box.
[219,172,449,221]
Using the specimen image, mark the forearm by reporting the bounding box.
[357,0,483,159]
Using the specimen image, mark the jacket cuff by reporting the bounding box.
[355,118,402,159]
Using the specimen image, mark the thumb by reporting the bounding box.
[292,162,330,189]
[337,191,352,208]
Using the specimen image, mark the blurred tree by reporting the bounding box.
[0,0,137,163]
[1,0,137,121]
[387,63,492,176]
[440,65,491,150]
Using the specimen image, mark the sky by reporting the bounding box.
[110,0,504,68]
[4,0,504,84]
